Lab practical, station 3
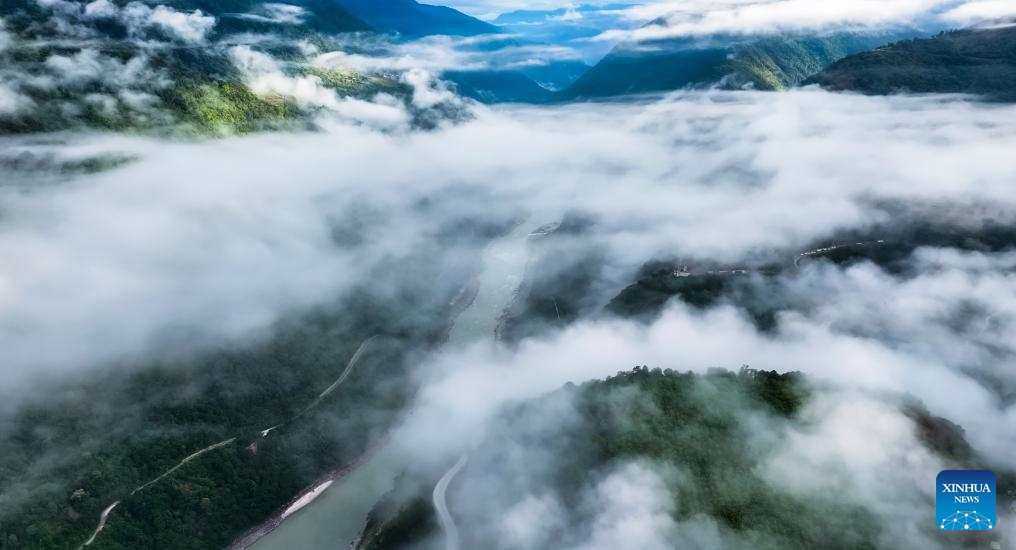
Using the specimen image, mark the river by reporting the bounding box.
[251,215,542,550]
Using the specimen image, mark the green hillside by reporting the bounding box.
[559,31,913,99]
[0,0,383,135]
[354,367,1011,549]
[807,25,1016,99]
[0,214,507,549]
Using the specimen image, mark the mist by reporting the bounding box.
[3,12,1016,542]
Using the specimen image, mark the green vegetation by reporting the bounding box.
[0,227,492,549]
[724,35,870,90]
[305,67,409,99]
[173,81,299,135]
[355,367,1012,549]
[605,262,777,327]
[354,368,868,549]
[444,70,553,104]
[605,221,1016,325]
[497,217,608,343]
[558,31,911,99]
[807,26,1016,99]
[0,0,383,136]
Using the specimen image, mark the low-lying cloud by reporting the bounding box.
[593,0,1016,42]
[4,90,1016,388]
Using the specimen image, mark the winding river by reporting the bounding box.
[251,216,542,550]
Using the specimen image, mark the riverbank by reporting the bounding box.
[226,442,383,550]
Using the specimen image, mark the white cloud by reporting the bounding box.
[0,82,34,115]
[228,46,411,129]
[314,34,581,76]
[498,493,566,549]
[4,92,1016,470]
[941,0,1016,23]
[139,4,216,43]
[261,3,308,24]
[581,462,681,550]
[83,0,118,19]
[590,0,1016,42]
[35,0,217,44]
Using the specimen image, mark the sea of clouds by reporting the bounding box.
[2,0,1016,546]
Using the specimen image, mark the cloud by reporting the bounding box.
[941,0,1016,24]
[230,45,342,108]
[384,241,1016,545]
[760,393,948,548]
[314,34,582,75]
[3,11,1016,542]
[0,82,34,115]
[580,462,683,550]
[122,3,216,44]
[235,3,309,25]
[228,45,413,128]
[6,90,1016,389]
[82,0,117,19]
[590,0,1015,42]
[33,0,216,44]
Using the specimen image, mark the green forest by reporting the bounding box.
[808,26,1016,99]
[355,366,1011,549]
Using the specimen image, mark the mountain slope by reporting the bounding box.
[444,70,553,103]
[558,30,916,100]
[806,24,1016,100]
[0,0,397,134]
[516,59,591,91]
[335,0,497,36]
[353,367,1012,549]
[167,0,371,36]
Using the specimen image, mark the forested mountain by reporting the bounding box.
[807,24,1016,100]
[2,0,370,41]
[0,0,446,134]
[334,0,497,37]
[353,367,1011,549]
[558,29,919,99]
[445,70,554,103]
[0,208,509,549]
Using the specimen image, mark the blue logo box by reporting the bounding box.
[937,470,996,531]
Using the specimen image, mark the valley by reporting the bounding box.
[2,2,1016,550]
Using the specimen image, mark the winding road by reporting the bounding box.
[131,438,237,495]
[295,335,379,418]
[432,454,469,550]
[78,501,119,549]
[77,335,380,549]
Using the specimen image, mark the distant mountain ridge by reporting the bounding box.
[445,70,553,103]
[807,24,1016,100]
[558,28,926,100]
[334,0,497,36]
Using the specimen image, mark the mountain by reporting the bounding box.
[444,70,553,103]
[516,59,591,91]
[334,0,497,37]
[806,24,1016,100]
[166,0,371,36]
[0,0,421,134]
[353,366,1009,550]
[558,29,921,100]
